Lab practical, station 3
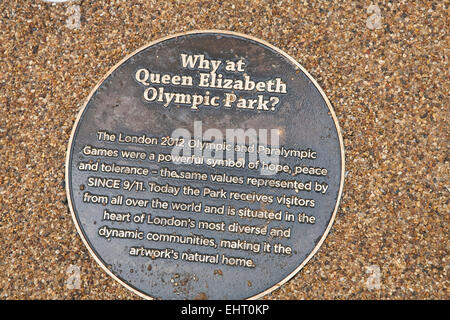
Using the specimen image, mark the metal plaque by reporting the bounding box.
[66,31,345,300]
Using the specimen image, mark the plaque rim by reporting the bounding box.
[65,29,346,300]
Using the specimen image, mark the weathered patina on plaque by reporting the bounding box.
[66,31,344,300]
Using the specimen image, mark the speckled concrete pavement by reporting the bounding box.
[0,0,447,299]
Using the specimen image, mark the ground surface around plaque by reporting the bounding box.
[0,1,447,299]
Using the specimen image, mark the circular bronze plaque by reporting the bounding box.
[66,31,344,300]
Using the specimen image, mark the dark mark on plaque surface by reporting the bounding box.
[66,31,344,299]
